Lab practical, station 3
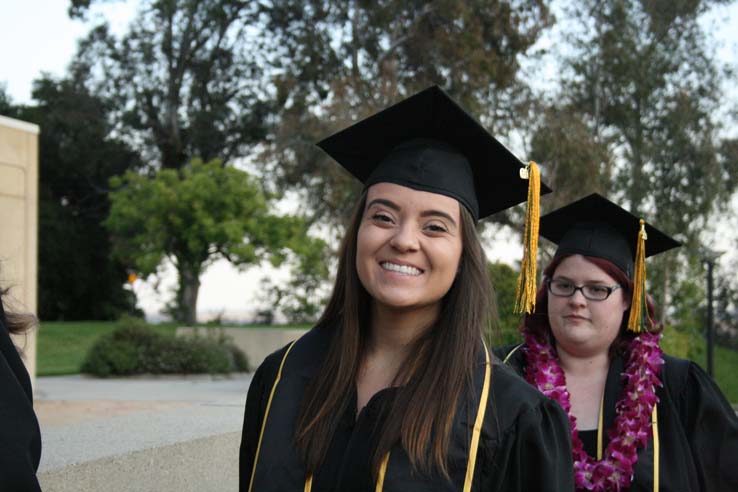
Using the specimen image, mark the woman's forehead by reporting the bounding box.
[554,255,618,282]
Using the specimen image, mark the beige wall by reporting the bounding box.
[0,114,39,383]
[176,326,308,369]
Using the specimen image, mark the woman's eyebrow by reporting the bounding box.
[366,198,400,211]
[551,275,573,282]
[420,210,457,227]
[552,275,611,284]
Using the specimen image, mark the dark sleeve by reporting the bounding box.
[0,351,42,492]
[491,399,574,492]
[0,309,34,403]
[677,360,738,491]
[239,361,270,492]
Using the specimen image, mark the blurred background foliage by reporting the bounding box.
[1,0,736,370]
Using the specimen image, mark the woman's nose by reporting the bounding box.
[389,224,419,252]
[567,288,587,306]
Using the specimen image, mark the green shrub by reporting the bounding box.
[661,323,705,361]
[80,336,139,376]
[81,317,249,376]
[228,343,250,372]
[487,261,524,347]
[172,337,231,374]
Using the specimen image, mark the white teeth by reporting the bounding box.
[381,262,422,276]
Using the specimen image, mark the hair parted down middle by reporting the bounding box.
[295,190,496,479]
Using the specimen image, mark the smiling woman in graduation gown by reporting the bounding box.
[496,194,738,492]
[239,87,574,491]
[241,325,572,491]
[0,295,42,491]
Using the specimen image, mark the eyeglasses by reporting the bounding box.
[546,278,621,301]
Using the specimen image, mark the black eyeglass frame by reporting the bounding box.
[545,278,622,301]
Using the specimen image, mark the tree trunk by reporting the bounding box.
[629,119,644,210]
[659,258,671,326]
[177,263,201,325]
[627,91,646,211]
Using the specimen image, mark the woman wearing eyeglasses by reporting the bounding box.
[495,194,738,492]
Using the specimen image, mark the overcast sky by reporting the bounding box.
[3,0,736,105]
[2,0,736,321]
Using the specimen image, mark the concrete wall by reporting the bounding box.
[176,327,308,369]
[0,114,39,381]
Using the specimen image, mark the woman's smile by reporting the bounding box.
[379,261,424,276]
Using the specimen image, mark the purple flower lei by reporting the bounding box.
[523,330,664,491]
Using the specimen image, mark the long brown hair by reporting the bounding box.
[523,254,661,356]
[1,288,36,335]
[295,190,494,478]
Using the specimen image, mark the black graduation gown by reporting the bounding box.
[0,306,42,491]
[240,325,574,491]
[495,344,738,492]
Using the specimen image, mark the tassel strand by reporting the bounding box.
[514,161,541,314]
[627,219,650,332]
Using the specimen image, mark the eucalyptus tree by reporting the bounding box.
[260,0,554,229]
[6,76,143,320]
[533,0,738,323]
[70,0,271,170]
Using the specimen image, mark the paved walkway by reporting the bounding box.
[35,373,252,472]
[33,373,738,491]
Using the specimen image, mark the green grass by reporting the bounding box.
[35,321,738,403]
[696,345,738,405]
[36,321,310,376]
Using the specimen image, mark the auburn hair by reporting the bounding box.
[523,254,662,357]
[295,191,494,478]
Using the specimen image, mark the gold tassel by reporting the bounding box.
[514,161,541,314]
[627,219,650,332]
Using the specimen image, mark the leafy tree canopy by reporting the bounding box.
[528,0,738,325]
[70,0,271,170]
[7,75,142,320]
[0,84,14,115]
[260,0,554,229]
[488,261,524,346]
[106,159,327,324]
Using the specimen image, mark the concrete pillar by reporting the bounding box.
[0,114,39,385]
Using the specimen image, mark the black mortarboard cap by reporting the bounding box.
[540,193,680,278]
[317,86,551,220]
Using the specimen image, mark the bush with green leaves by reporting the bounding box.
[488,261,524,347]
[81,317,249,376]
[106,159,326,326]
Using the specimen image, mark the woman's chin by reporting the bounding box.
[371,294,441,314]
[557,339,610,359]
